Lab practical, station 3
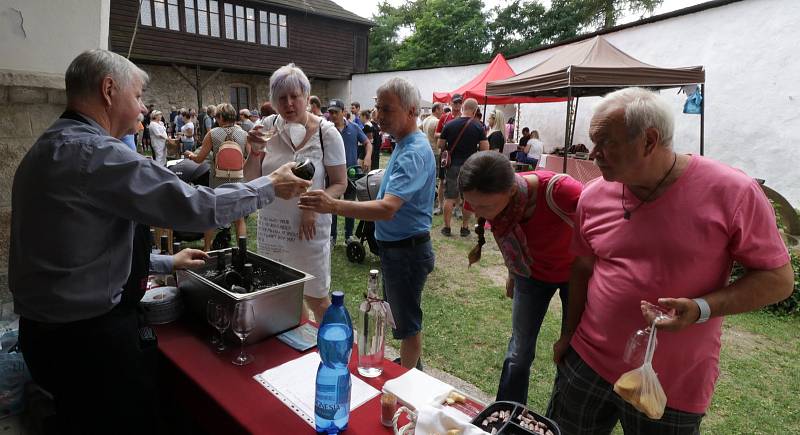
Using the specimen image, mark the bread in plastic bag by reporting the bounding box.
[613,320,666,419]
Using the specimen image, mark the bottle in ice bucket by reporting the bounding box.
[357,270,386,377]
[315,291,354,433]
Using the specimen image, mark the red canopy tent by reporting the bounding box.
[432,53,565,105]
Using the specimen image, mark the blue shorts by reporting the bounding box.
[378,238,435,339]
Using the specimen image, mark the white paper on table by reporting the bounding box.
[253,352,380,428]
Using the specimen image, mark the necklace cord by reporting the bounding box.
[622,152,678,219]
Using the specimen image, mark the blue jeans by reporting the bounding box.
[496,275,568,404]
[378,239,435,339]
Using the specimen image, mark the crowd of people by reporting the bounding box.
[8,48,794,435]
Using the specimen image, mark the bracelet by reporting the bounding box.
[693,297,711,323]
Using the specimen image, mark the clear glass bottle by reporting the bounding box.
[357,269,386,378]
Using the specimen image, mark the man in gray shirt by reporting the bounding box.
[9,49,310,434]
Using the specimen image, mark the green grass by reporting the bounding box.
[185,152,800,434]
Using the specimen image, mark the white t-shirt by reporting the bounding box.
[527,138,544,160]
[180,122,194,144]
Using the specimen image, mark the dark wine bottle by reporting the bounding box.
[160,235,169,255]
[150,228,158,253]
[172,241,181,254]
[243,263,254,292]
[235,236,247,272]
[216,250,226,273]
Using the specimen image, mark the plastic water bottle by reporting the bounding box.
[315,291,354,433]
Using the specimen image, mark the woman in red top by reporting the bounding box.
[459,151,582,405]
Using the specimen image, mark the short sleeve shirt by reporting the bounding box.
[337,120,368,167]
[439,117,487,166]
[376,131,436,241]
[569,155,789,414]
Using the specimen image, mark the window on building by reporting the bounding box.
[209,1,220,37]
[153,0,167,28]
[230,86,250,113]
[268,13,287,48]
[168,0,180,30]
[196,0,207,35]
[184,0,196,33]
[246,7,256,43]
[224,3,234,39]
[258,11,268,45]
[235,5,246,41]
[140,0,152,26]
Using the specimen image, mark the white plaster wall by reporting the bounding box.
[349,0,800,206]
[0,0,110,76]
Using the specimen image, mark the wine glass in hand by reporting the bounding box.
[231,302,256,366]
[206,300,220,346]
[213,304,230,353]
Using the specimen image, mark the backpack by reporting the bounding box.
[215,127,244,179]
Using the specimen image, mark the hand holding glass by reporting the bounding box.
[232,302,256,366]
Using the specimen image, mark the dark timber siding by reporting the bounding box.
[109,0,370,79]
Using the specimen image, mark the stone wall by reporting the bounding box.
[139,64,333,113]
[0,70,67,305]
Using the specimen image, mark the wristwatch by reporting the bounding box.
[692,297,711,323]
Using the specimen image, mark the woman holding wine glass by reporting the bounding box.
[244,63,347,322]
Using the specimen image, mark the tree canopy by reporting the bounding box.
[367,0,663,71]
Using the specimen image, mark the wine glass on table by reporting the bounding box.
[206,300,220,346]
[231,301,256,366]
[213,303,230,353]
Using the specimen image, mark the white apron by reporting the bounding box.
[257,118,331,298]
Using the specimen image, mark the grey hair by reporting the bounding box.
[269,63,311,107]
[65,49,148,102]
[376,77,421,116]
[216,103,237,122]
[594,87,675,148]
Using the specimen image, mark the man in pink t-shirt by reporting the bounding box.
[547,88,793,435]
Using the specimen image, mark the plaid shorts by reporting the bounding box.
[546,348,704,435]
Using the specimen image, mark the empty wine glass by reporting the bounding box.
[231,301,256,366]
[624,302,674,365]
[206,300,220,346]
[213,304,230,353]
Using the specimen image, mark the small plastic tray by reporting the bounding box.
[471,401,560,435]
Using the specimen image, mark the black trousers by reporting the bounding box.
[19,304,158,435]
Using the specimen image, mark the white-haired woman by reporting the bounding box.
[148,110,168,165]
[245,63,347,321]
[184,103,248,251]
[487,109,507,152]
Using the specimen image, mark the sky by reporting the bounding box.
[330,0,711,23]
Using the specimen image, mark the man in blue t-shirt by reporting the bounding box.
[328,99,372,244]
[300,79,436,370]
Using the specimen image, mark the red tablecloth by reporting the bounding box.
[540,154,602,185]
[155,321,407,434]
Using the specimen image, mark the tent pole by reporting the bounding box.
[482,96,488,123]
[562,88,573,174]
[700,83,705,156]
[569,97,580,148]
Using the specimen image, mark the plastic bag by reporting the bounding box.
[613,320,667,419]
[683,87,703,114]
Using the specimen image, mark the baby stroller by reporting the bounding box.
[345,167,385,263]
[166,158,210,243]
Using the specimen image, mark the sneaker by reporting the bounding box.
[433,207,442,216]
[460,227,470,237]
[346,235,359,245]
[440,227,452,237]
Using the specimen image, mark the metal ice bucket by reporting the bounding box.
[177,248,314,344]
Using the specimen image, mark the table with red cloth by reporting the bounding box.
[155,321,407,434]
[539,154,602,185]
